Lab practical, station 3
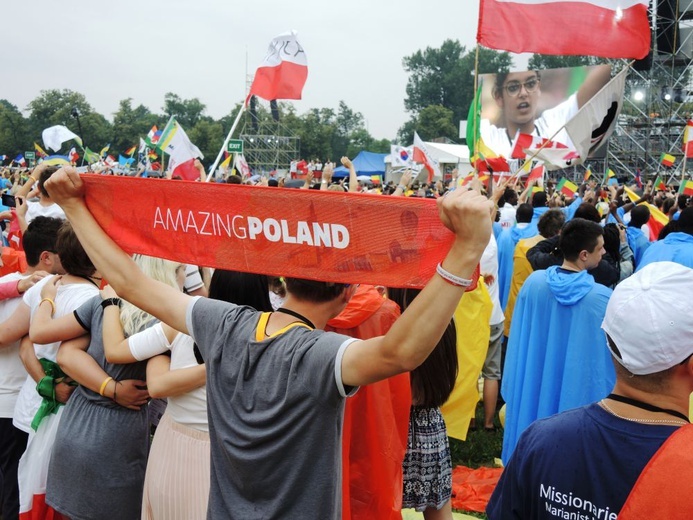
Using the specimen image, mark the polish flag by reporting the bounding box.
[413,132,440,183]
[478,0,650,59]
[248,30,308,102]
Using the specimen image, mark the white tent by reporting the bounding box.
[385,141,472,184]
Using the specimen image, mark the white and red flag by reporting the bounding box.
[683,120,693,158]
[477,0,650,59]
[158,117,204,181]
[413,132,440,183]
[248,30,308,102]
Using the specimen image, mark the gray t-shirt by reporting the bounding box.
[186,297,356,520]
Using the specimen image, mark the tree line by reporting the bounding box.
[0,43,596,165]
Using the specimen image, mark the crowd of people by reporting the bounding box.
[0,158,691,520]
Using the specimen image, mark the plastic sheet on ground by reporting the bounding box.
[450,465,503,513]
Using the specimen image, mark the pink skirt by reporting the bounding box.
[141,412,210,520]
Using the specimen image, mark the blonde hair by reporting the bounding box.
[120,255,181,337]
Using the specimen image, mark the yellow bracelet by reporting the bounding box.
[99,376,114,396]
[39,298,56,317]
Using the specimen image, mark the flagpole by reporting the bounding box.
[472,45,480,179]
[682,153,687,184]
[206,102,247,182]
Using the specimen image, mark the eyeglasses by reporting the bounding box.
[504,78,540,97]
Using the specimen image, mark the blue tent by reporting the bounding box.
[333,151,387,178]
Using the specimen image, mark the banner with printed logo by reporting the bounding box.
[82,175,456,288]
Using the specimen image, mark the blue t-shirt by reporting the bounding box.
[488,403,677,520]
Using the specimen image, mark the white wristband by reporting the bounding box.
[397,185,407,191]
[436,263,473,288]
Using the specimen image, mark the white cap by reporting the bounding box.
[602,262,693,375]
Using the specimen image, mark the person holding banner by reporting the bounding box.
[44,165,493,520]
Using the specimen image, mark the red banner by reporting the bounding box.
[82,176,456,288]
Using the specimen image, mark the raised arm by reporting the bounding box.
[341,188,493,386]
[45,166,192,334]
[576,64,612,108]
[102,285,178,364]
[341,157,358,193]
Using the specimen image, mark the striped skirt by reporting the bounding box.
[141,412,210,520]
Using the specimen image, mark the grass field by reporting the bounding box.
[448,402,504,519]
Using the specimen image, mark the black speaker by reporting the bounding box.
[657,0,680,54]
[249,95,259,132]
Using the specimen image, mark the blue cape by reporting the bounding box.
[637,232,693,270]
[626,226,651,268]
[501,266,614,464]
[497,225,537,310]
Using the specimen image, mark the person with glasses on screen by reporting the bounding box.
[481,65,611,159]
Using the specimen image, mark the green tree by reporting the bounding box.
[299,108,336,160]
[189,118,225,165]
[402,41,513,129]
[0,100,31,157]
[162,93,206,129]
[111,98,161,155]
[26,89,111,152]
[527,54,605,70]
[397,105,457,144]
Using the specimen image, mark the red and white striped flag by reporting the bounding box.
[248,30,308,102]
[478,0,650,59]
[413,132,440,183]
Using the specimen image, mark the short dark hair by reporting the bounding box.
[537,209,565,238]
[602,223,621,262]
[22,216,63,267]
[55,221,96,277]
[629,205,650,228]
[499,187,518,206]
[226,175,242,185]
[284,278,348,303]
[573,203,602,223]
[559,218,604,261]
[678,206,693,235]
[209,270,272,312]
[532,191,548,208]
[516,203,534,224]
[37,166,60,197]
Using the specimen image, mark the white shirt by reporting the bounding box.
[0,272,29,418]
[128,324,208,431]
[481,234,505,326]
[499,203,517,230]
[480,94,579,159]
[13,279,99,433]
[25,200,66,224]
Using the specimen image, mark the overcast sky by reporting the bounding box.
[2,0,528,140]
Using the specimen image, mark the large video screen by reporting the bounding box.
[478,64,612,161]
